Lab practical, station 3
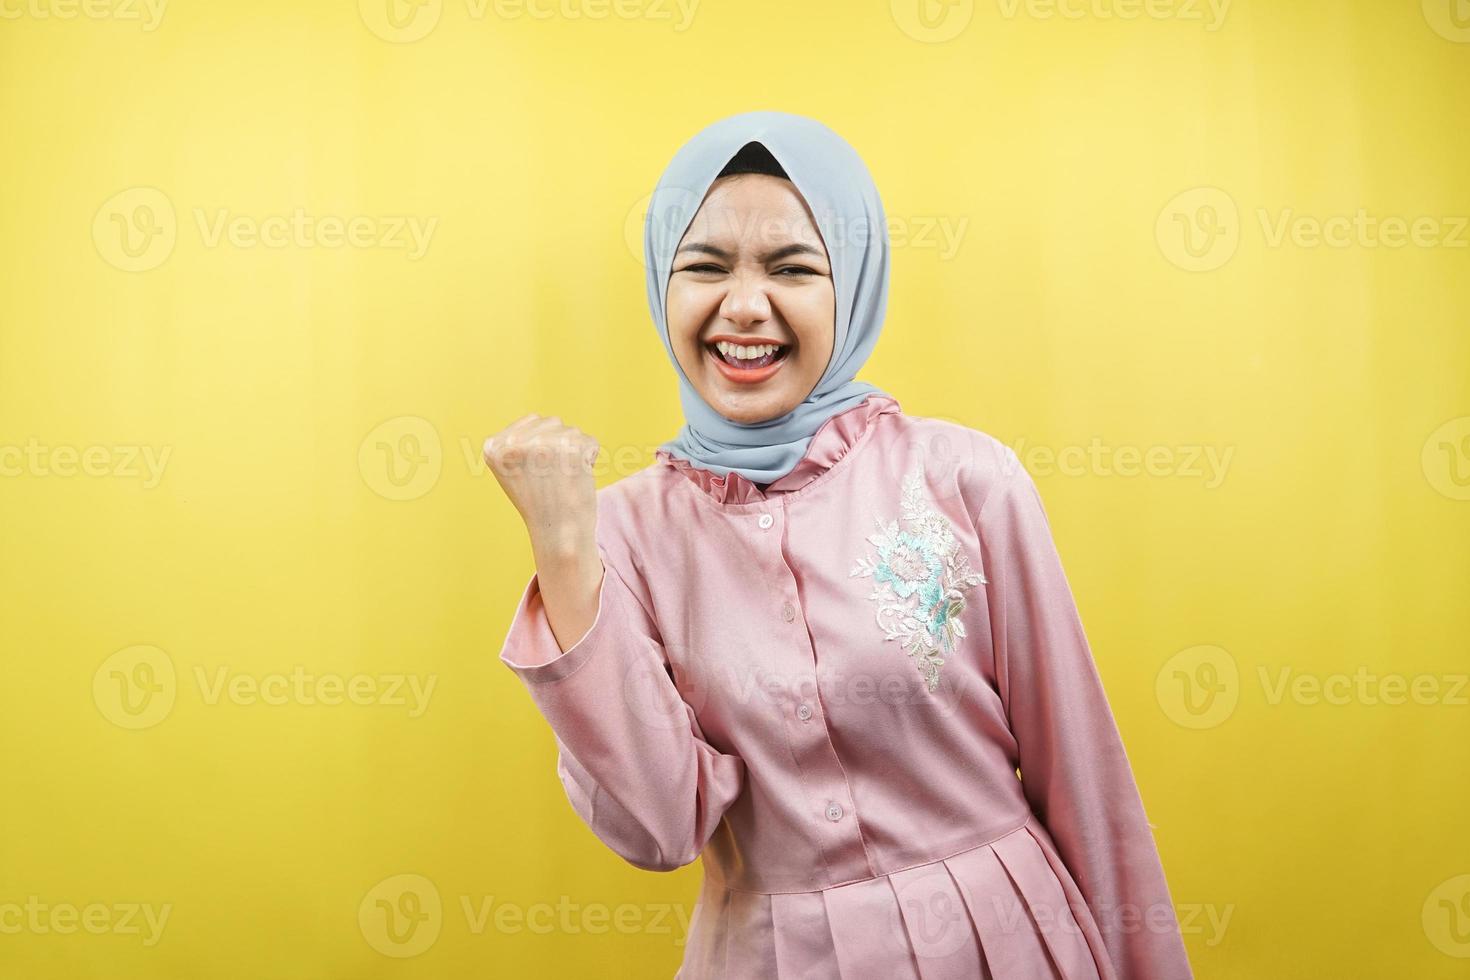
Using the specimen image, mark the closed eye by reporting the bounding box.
[675,263,825,277]
[673,264,823,276]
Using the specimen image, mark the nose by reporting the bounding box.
[717,272,772,328]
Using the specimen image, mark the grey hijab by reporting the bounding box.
[644,110,892,485]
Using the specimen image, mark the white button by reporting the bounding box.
[781,600,796,622]
[796,703,813,721]
[825,802,844,822]
[758,513,773,529]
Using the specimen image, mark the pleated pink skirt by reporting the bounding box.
[675,816,1113,980]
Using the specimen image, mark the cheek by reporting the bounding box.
[666,282,709,339]
[784,289,836,351]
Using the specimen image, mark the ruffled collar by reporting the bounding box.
[655,393,902,505]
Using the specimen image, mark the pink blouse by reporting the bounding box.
[498,393,1193,979]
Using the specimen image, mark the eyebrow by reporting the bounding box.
[674,241,827,263]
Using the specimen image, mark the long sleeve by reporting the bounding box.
[977,448,1193,979]
[499,543,746,872]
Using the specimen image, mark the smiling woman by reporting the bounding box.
[667,142,836,426]
[487,110,1194,979]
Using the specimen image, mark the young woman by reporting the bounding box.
[487,111,1193,980]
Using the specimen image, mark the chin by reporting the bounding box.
[703,388,799,425]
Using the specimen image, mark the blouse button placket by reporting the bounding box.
[762,497,873,882]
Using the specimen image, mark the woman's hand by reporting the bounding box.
[484,413,600,556]
[485,414,604,654]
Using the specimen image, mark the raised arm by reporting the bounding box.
[977,447,1193,979]
[499,551,744,870]
[486,414,744,871]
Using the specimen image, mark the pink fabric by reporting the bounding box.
[499,393,1193,979]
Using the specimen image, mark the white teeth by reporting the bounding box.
[715,341,782,360]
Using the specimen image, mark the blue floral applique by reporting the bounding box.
[849,459,986,692]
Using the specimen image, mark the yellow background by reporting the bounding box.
[2,0,1468,976]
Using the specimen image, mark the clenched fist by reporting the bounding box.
[484,413,600,562]
[485,414,605,654]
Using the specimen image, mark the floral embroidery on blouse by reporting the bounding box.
[850,459,986,692]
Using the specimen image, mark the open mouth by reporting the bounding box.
[706,340,792,371]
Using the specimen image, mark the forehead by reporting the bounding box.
[682,175,825,248]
